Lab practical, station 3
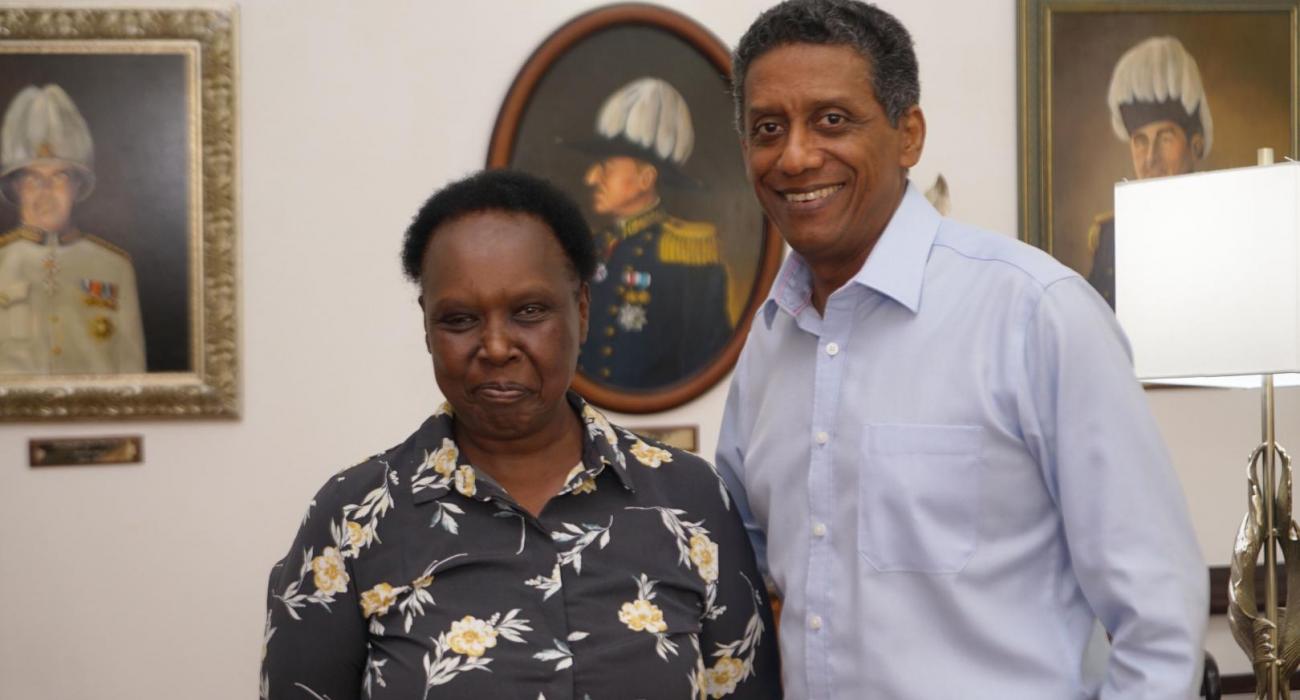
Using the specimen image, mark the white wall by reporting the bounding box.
[0,0,1294,697]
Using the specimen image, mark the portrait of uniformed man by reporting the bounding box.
[1086,36,1211,308]
[575,77,732,390]
[0,84,146,374]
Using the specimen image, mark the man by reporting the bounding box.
[0,84,145,374]
[575,77,732,390]
[716,1,1207,697]
[1088,36,1211,308]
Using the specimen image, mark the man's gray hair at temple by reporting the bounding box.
[730,0,919,130]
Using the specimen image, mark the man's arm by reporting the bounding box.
[1018,276,1207,697]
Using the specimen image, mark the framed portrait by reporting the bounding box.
[0,8,238,419]
[488,4,782,414]
[1018,0,1298,310]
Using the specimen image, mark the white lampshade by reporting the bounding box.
[1114,161,1300,388]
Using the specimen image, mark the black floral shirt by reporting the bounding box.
[261,393,780,699]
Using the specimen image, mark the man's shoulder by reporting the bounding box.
[80,233,133,262]
[931,219,1077,291]
[657,215,720,266]
[0,227,42,248]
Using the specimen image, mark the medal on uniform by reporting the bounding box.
[89,315,114,341]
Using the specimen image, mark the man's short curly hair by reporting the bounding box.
[731,0,919,130]
[401,169,597,284]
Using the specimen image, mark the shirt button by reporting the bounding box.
[815,431,829,445]
[825,342,840,356]
[812,523,827,537]
[809,615,823,630]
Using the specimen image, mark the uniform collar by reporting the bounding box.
[618,201,666,238]
[763,182,940,326]
[408,391,636,506]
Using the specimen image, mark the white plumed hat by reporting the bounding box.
[596,77,694,167]
[1107,36,1213,158]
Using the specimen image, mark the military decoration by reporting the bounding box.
[80,278,119,309]
[88,315,114,341]
[615,268,652,331]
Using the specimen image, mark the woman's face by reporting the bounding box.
[420,210,589,441]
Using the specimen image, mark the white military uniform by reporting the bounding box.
[0,225,145,374]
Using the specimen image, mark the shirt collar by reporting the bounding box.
[762,182,940,325]
[408,391,636,506]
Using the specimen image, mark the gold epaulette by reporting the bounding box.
[0,227,42,247]
[658,217,720,266]
[84,233,132,261]
[1086,211,1113,253]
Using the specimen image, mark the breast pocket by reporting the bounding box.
[858,424,984,574]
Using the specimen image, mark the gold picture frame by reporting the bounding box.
[0,8,238,420]
[1017,0,1298,295]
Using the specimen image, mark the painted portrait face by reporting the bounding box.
[584,156,658,218]
[1128,119,1202,179]
[14,161,78,233]
[741,43,924,270]
[420,210,589,442]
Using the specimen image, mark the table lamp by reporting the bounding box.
[1115,151,1300,699]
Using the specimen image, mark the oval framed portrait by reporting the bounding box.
[488,4,782,414]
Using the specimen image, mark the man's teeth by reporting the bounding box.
[785,185,842,203]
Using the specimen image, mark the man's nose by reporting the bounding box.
[777,125,822,175]
[584,163,602,187]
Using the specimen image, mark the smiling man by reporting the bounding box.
[1087,36,1212,309]
[715,1,1208,697]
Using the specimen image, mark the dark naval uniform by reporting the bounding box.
[579,205,731,390]
[1085,212,1116,310]
[0,226,146,373]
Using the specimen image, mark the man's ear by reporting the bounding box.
[898,104,926,169]
[1191,132,1205,160]
[639,163,659,191]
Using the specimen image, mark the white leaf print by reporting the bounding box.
[567,631,589,641]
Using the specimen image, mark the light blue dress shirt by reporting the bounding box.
[716,184,1207,698]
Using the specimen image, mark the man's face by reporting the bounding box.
[1128,119,1202,179]
[740,43,924,268]
[583,156,658,218]
[14,162,78,233]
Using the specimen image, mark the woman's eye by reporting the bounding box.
[517,304,547,319]
[437,314,476,330]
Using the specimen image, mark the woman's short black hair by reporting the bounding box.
[401,169,597,283]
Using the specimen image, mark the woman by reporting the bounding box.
[261,170,780,699]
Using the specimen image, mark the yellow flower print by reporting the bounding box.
[430,438,459,477]
[689,533,719,583]
[704,655,745,698]
[360,582,400,618]
[447,615,499,657]
[572,476,597,494]
[433,401,454,417]
[454,465,477,497]
[413,575,434,590]
[630,440,673,468]
[583,404,618,446]
[311,546,349,595]
[344,520,367,557]
[618,598,667,633]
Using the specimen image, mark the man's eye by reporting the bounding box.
[751,121,783,139]
[821,113,846,126]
